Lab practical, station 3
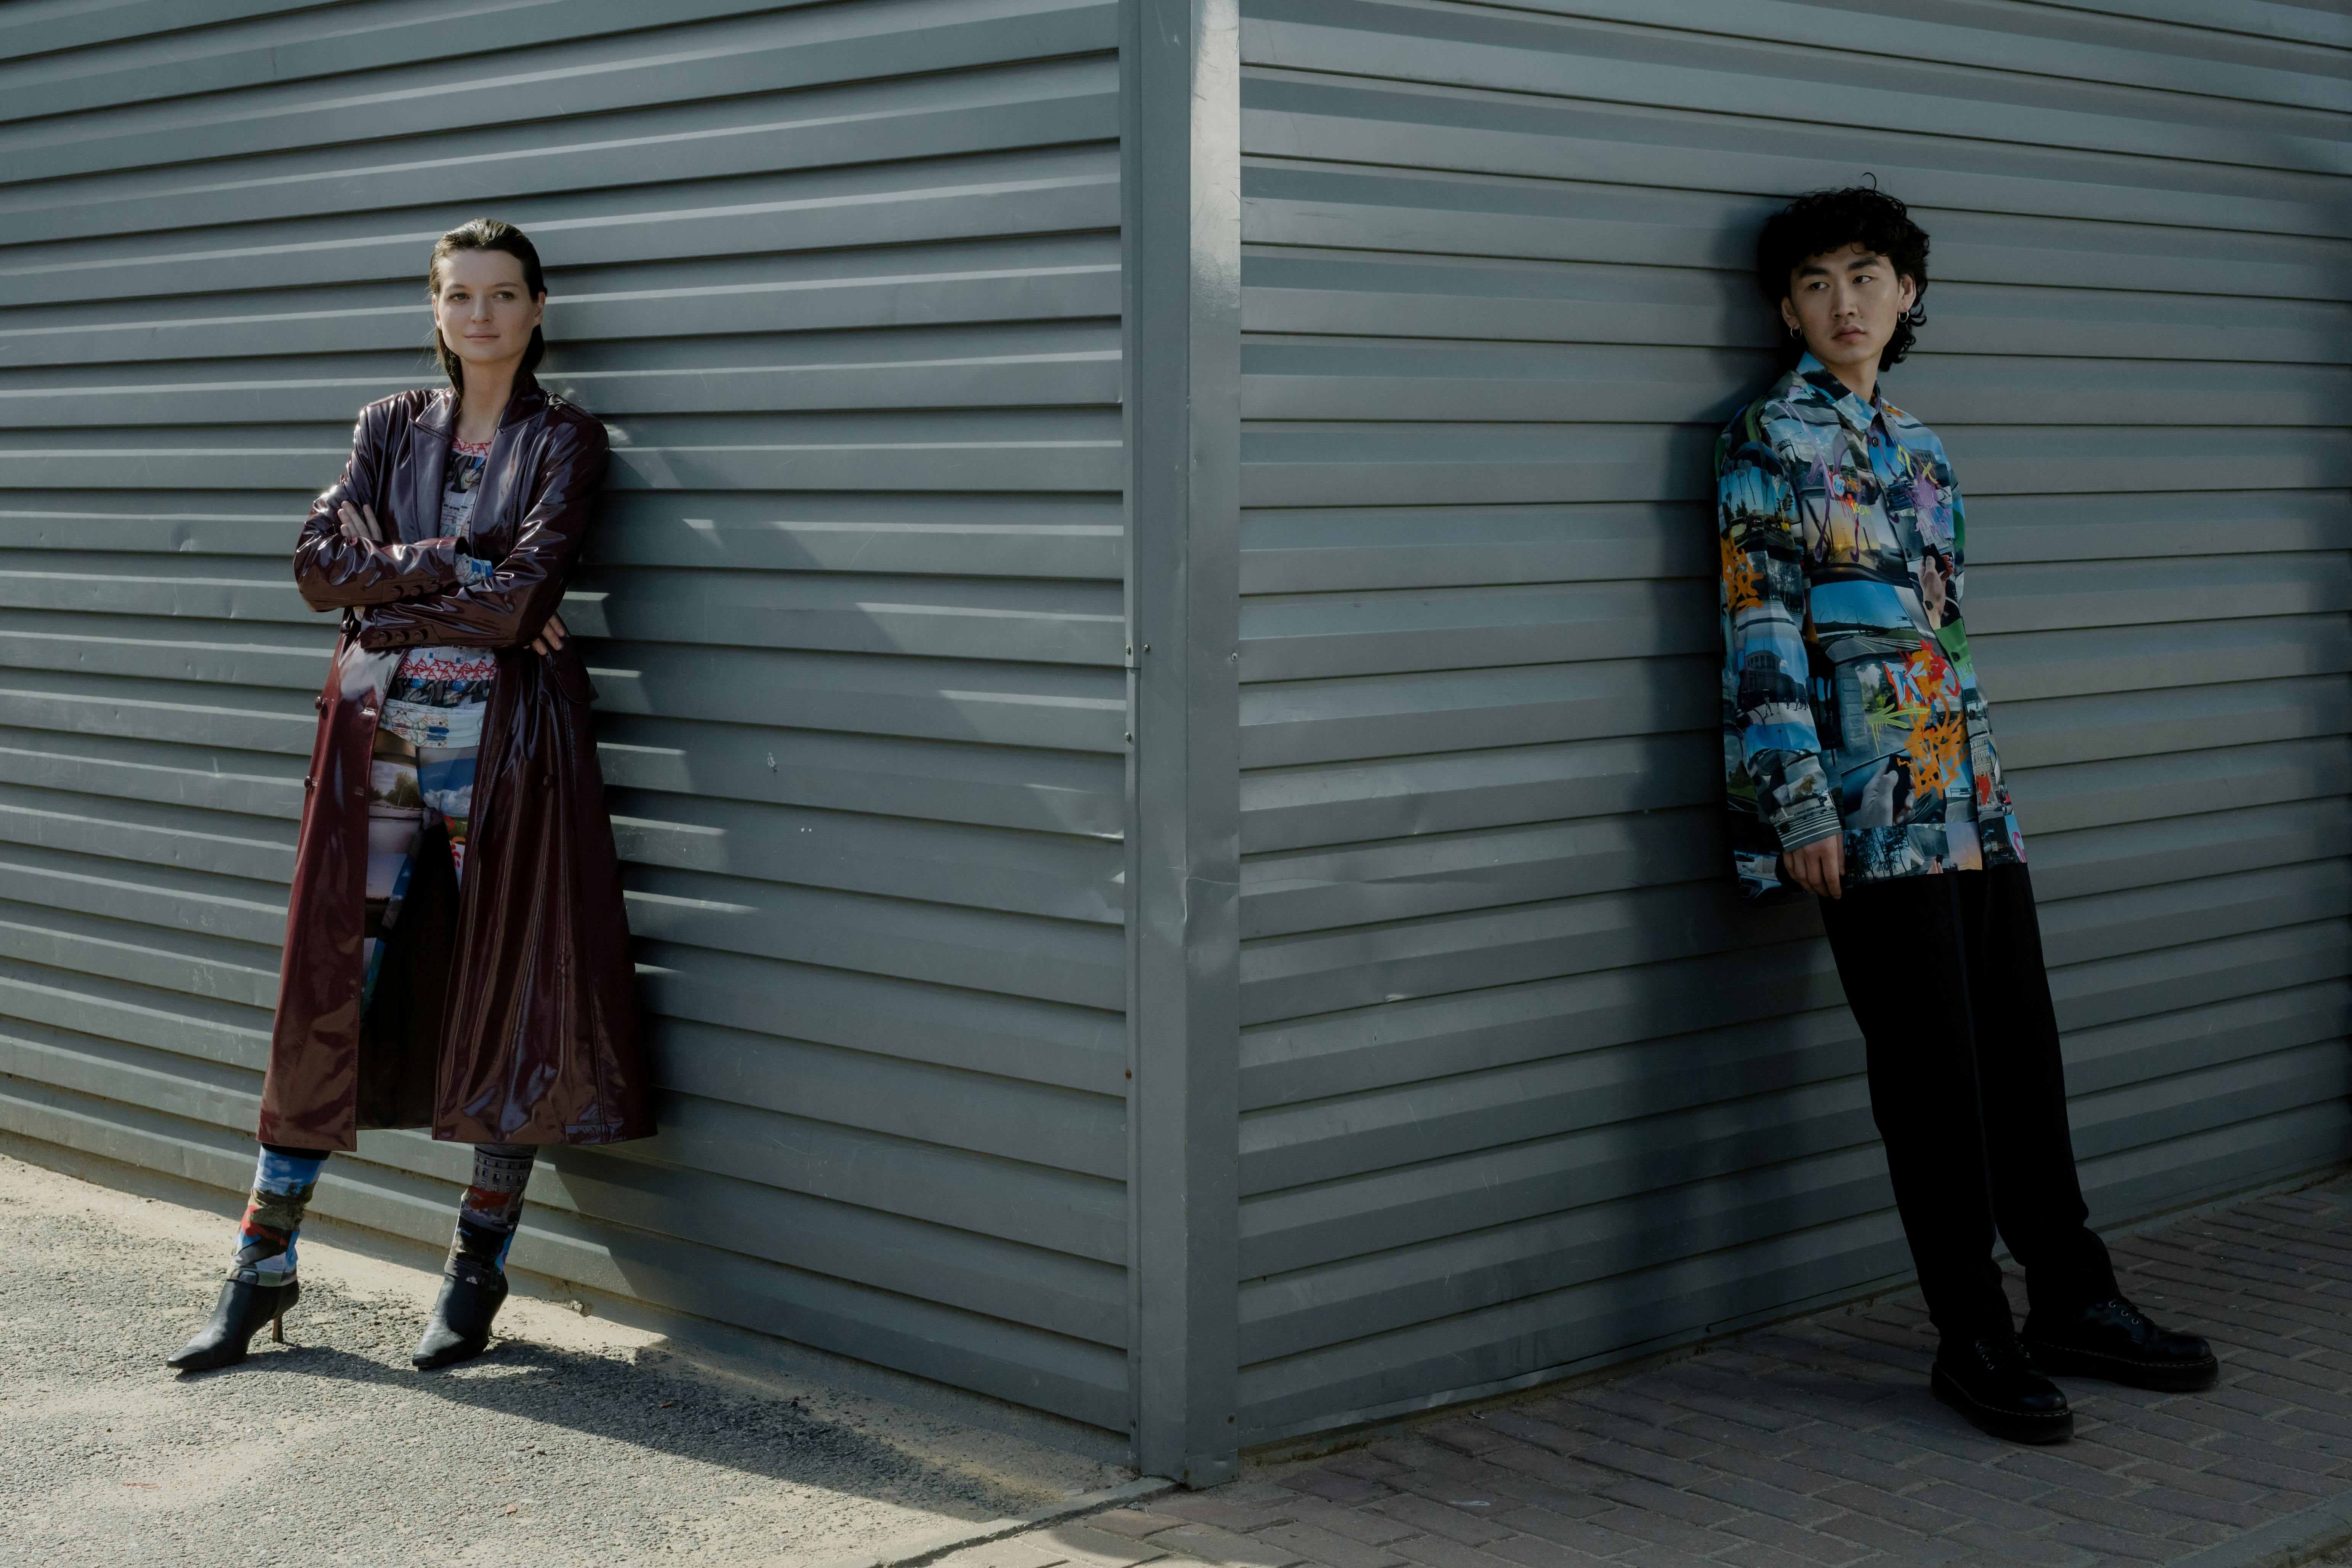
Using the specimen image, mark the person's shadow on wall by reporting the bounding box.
[1587,205,1910,1360]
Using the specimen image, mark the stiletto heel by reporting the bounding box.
[272,1309,285,1344]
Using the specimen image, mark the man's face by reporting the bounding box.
[1780,243,1918,380]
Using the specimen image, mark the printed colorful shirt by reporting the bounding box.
[380,437,499,748]
[1716,354,2024,898]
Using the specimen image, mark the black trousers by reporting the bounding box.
[1818,863,2118,1342]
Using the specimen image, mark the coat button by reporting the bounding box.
[303,777,316,791]
[314,694,326,711]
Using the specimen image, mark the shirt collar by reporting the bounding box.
[1793,351,1884,435]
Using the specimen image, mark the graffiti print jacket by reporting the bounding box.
[1716,355,2025,899]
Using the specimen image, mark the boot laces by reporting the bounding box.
[1972,1333,2032,1372]
[2091,1295,2145,1329]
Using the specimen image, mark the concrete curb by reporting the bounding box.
[811,1475,1179,1568]
[2171,1488,2352,1568]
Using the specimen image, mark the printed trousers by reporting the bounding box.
[1818,862,2120,1343]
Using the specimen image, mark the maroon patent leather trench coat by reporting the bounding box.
[258,375,652,1152]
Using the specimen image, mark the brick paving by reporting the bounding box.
[963,1173,2352,1568]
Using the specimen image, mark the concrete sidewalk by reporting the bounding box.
[976,1172,2352,1568]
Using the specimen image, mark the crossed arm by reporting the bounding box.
[295,409,604,658]
[330,500,568,657]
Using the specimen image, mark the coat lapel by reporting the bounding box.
[471,374,546,551]
[399,389,455,543]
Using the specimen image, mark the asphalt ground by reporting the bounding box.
[0,1148,1128,1568]
[24,1142,2352,1568]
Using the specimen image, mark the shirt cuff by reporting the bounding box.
[1774,796,1843,853]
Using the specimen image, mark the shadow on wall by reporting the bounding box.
[500,325,1135,1439]
[1490,195,1918,1382]
[1580,186,2012,1360]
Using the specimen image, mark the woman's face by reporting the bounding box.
[432,249,544,382]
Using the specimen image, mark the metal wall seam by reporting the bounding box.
[1124,0,1245,1487]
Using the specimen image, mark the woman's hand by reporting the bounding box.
[1783,836,1844,899]
[336,502,382,543]
[532,611,567,657]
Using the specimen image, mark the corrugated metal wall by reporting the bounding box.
[1230,0,2352,1442]
[0,0,1132,1435]
[10,0,2350,1459]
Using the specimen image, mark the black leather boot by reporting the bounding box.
[412,1254,508,1369]
[1932,1333,2073,1444]
[2024,1296,2218,1392]
[168,1270,299,1371]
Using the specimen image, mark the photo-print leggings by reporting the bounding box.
[227,724,535,1291]
[364,726,473,1007]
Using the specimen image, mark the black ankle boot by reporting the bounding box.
[2024,1296,2218,1392]
[1932,1333,2073,1444]
[168,1270,299,1372]
[413,1255,508,1369]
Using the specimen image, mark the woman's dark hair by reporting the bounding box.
[1755,183,1930,371]
[427,218,547,390]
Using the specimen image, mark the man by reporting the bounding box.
[1717,185,2216,1443]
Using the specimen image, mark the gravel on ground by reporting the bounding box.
[0,1148,1130,1568]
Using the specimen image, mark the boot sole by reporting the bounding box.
[412,1336,492,1371]
[1932,1365,2073,1445]
[2025,1341,2219,1393]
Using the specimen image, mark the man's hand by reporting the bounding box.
[531,611,567,657]
[1918,549,1950,628]
[336,502,382,543]
[1783,836,1844,899]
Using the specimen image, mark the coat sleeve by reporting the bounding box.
[293,401,466,610]
[1719,415,1840,853]
[353,415,607,652]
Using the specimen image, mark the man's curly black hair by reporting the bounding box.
[1756,183,1931,372]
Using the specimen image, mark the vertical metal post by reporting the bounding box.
[1123,0,1241,1489]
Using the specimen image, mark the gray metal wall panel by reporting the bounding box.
[1232,0,2352,1442]
[1121,0,1246,1483]
[0,0,1130,1435]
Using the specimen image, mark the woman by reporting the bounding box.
[169,219,652,1374]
